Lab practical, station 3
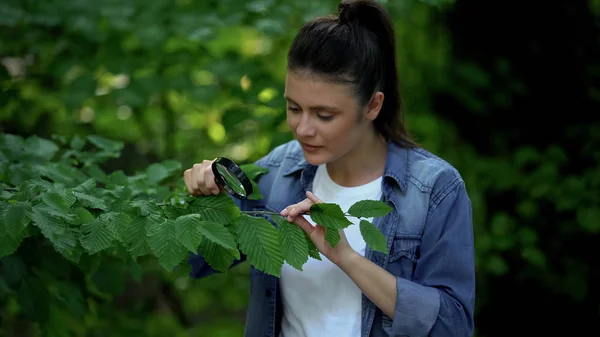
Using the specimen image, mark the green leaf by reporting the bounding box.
[87,135,124,152]
[175,214,236,252]
[198,238,239,273]
[162,160,182,175]
[174,214,206,252]
[348,200,392,218]
[306,234,321,260]
[70,207,95,225]
[35,163,79,185]
[15,179,53,200]
[325,227,341,247]
[0,134,25,160]
[0,202,30,258]
[77,252,101,276]
[73,178,96,193]
[85,165,108,184]
[70,135,85,150]
[31,205,82,263]
[101,212,131,243]
[41,191,76,213]
[359,220,388,253]
[124,216,152,258]
[236,214,283,277]
[146,163,169,183]
[73,191,108,211]
[164,205,189,219]
[24,135,59,161]
[521,246,547,267]
[127,259,143,282]
[247,180,264,200]
[240,163,269,180]
[5,201,32,230]
[577,207,600,233]
[0,219,26,258]
[79,217,116,254]
[197,221,236,249]
[190,194,241,225]
[108,186,132,200]
[32,204,78,223]
[146,219,187,270]
[130,200,156,216]
[486,255,509,275]
[310,203,352,229]
[274,215,308,271]
[108,170,128,186]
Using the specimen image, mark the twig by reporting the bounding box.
[242,210,283,216]
[242,210,354,218]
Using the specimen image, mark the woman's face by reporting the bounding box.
[284,70,381,166]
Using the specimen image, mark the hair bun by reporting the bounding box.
[338,1,358,24]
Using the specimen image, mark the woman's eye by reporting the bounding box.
[287,106,300,113]
[318,114,333,121]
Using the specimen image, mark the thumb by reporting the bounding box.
[306,191,323,204]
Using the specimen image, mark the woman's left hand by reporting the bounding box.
[280,191,357,266]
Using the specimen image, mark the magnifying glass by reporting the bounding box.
[211,157,253,200]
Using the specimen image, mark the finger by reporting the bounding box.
[306,191,323,204]
[281,191,322,217]
[287,199,314,221]
[280,204,297,216]
[291,215,315,236]
[183,169,194,194]
[192,163,211,195]
[202,160,220,195]
[189,163,201,194]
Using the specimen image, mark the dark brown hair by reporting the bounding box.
[287,0,419,148]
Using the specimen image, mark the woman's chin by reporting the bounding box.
[302,151,328,166]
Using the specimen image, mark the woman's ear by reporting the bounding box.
[366,91,384,121]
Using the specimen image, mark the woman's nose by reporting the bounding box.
[295,114,317,137]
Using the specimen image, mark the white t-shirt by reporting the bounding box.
[279,164,383,337]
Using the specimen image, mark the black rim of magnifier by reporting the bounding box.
[211,157,253,199]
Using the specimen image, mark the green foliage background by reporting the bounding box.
[1,0,598,336]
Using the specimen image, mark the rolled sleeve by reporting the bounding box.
[392,277,441,335]
[392,178,475,337]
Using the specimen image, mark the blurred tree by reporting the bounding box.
[434,0,600,335]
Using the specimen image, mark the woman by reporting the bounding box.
[184,1,475,336]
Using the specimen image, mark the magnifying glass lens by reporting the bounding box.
[211,157,253,200]
[215,162,247,198]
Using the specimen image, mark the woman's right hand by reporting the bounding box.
[183,159,222,196]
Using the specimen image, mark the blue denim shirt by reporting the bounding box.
[189,139,475,337]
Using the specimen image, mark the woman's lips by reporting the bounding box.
[300,142,322,152]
